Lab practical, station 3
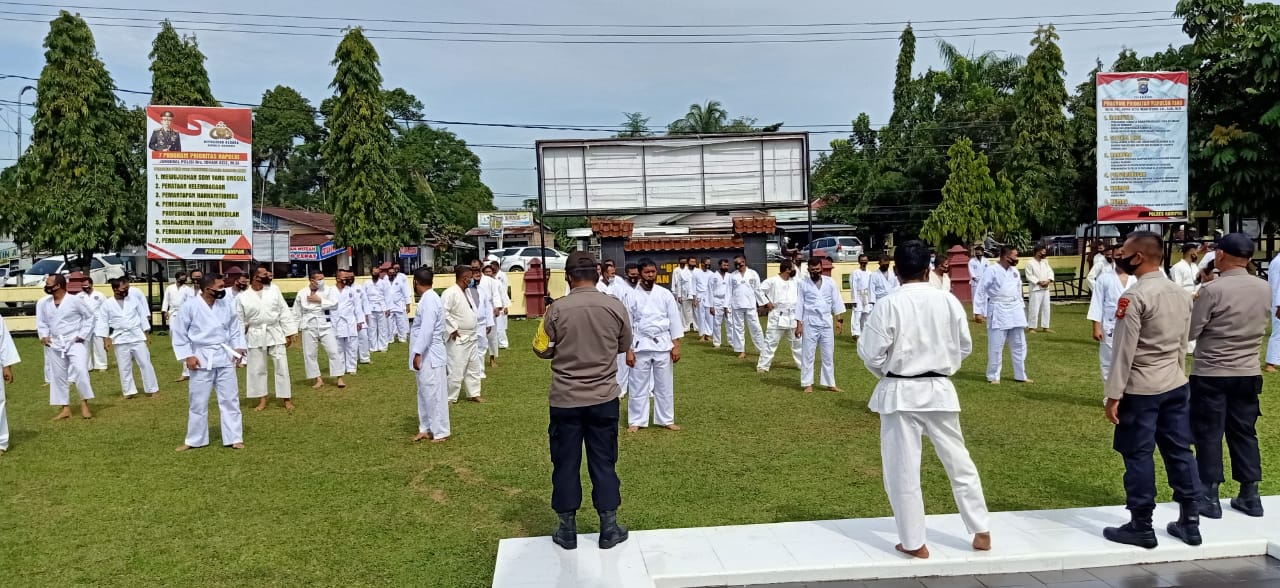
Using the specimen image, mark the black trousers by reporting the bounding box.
[1190,375,1263,485]
[1114,384,1202,511]
[549,398,622,514]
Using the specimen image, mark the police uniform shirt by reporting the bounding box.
[1189,268,1272,377]
[1103,272,1192,400]
[149,128,182,152]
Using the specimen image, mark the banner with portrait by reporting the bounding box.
[1095,72,1189,223]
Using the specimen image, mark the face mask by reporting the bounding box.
[236,282,248,290]
[1007,258,1020,267]
[1115,254,1139,275]
[177,279,187,285]
[211,289,226,300]
[879,265,890,272]
[260,277,273,286]
[810,271,822,282]
[115,290,128,299]
[44,286,56,294]
[345,278,355,286]
[469,278,478,288]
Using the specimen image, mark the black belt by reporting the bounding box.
[886,371,948,379]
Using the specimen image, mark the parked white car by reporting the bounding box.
[800,236,865,262]
[500,247,568,272]
[5,253,126,287]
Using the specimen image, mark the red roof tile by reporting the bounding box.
[259,207,336,233]
[591,220,635,239]
[733,216,776,235]
[625,236,743,252]
[290,233,332,247]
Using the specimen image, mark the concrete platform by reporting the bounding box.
[492,497,1280,588]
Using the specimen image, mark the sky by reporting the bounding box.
[0,0,1190,217]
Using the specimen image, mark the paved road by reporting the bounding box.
[740,556,1280,588]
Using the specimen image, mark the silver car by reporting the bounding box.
[801,236,864,262]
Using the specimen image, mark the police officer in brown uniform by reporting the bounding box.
[1103,231,1203,548]
[534,251,632,550]
[1189,233,1271,519]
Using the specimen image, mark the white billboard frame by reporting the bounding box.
[536,133,810,216]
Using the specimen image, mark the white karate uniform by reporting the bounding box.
[164,283,196,377]
[37,294,95,406]
[928,270,952,293]
[80,290,109,371]
[494,269,511,349]
[1024,258,1053,329]
[410,289,450,438]
[707,271,731,347]
[332,284,365,374]
[627,284,683,428]
[974,264,1029,382]
[870,269,899,302]
[1268,253,1280,366]
[859,283,989,552]
[1171,259,1200,354]
[237,285,298,399]
[442,285,483,401]
[0,317,21,451]
[848,269,876,338]
[757,275,802,372]
[391,273,411,342]
[1086,271,1134,381]
[365,277,388,352]
[468,282,495,378]
[672,266,696,332]
[728,268,767,353]
[294,283,344,379]
[98,293,159,397]
[1086,253,1113,289]
[175,296,246,448]
[600,277,635,396]
[798,275,846,388]
[967,258,989,304]
[480,275,505,360]
[692,268,712,336]
[356,281,374,362]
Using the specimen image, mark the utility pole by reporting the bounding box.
[15,85,34,188]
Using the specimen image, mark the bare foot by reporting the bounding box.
[175,445,193,452]
[313,379,324,389]
[1267,365,1277,373]
[661,424,682,431]
[283,400,295,412]
[126,394,137,400]
[230,443,245,449]
[738,352,747,359]
[53,408,72,421]
[1015,379,1034,384]
[626,426,640,433]
[468,396,486,403]
[413,432,433,442]
[989,380,1001,385]
[803,386,813,394]
[337,378,347,389]
[80,403,93,419]
[973,532,991,551]
[174,376,188,383]
[826,386,842,393]
[254,400,268,412]
[430,437,449,443]
[757,369,768,374]
[489,358,497,368]
[895,544,930,559]
[146,393,157,399]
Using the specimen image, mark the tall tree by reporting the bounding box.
[888,25,917,128]
[5,12,141,257]
[921,138,1015,249]
[149,20,218,107]
[323,28,420,257]
[393,124,494,230]
[616,112,652,138]
[254,85,322,206]
[1006,25,1076,233]
[667,100,781,135]
[383,87,424,134]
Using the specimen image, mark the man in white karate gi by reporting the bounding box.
[365,266,389,353]
[294,270,346,389]
[1267,248,1280,373]
[757,260,802,374]
[466,267,495,379]
[672,256,697,333]
[80,276,109,372]
[489,260,511,350]
[38,274,95,420]
[728,255,767,358]
[223,266,248,302]
[332,268,365,375]
[469,259,499,367]
[99,277,159,399]
[482,264,509,367]
[169,269,201,382]
[968,247,989,306]
[870,254,900,302]
[161,272,192,371]
[707,259,732,348]
[797,257,846,393]
[1087,252,1133,383]
[1086,243,1115,290]
[382,263,409,346]
[355,270,375,364]
[390,263,412,343]
[442,265,486,403]
[1024,245,1054,333]
[859,239,991,559]
[929,255,952,292]
[848,254,875,340]
[410,266,451,443]
[974,246,1032,384]
[596,260,633,397]
[0,315,18,455]
[692,257,713,341]
[625,258,683,432]
[238,265,298,411]
[175,273,247,451]
[1170,245,1200,355]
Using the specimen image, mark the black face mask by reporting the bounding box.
[1115,254,1140,275]
[260,277,273,286]
[176,279,187,285]
[44,286,56,294]
[1006,258,1020,267]
[115,290,128,299]
[211,289,226,300]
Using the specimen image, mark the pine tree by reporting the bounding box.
[149,20,219,106]
[921,138,1005,249]
[1006,25,1077,233]
[888,25,917,127]
[12,12,141,256]
[323,28,420,259]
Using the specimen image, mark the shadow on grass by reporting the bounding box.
[1014,388,1100,409]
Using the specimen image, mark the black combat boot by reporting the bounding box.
[598,510,629,549]
[1167,502,1203,546]
[1198,483,1223,519]
[552,512,577,550]
[1231,481,1264,517]
[1103,509,1157,549]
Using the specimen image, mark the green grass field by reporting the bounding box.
[1,303,1277,586]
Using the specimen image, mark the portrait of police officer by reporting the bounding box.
[1188,233,1271,519]
[149,110,183,152]
[1102,231,1202,549]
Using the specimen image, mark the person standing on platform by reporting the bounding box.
[625,258,683,432]
[929,255,952,292]
[1024,245,1054,333]
[849,254,875,340]
[968,246,990,303]
[534,251,632,551]
[1171,244,1201,355]
[98,277,160,400]
[294,270,346,390]
[672,257,697,333]
[238,265,297,411]
[365,266,388,354]
[0,315,18,455]
[331,268,365,375]
[163,271,197,383]
[1087,252,1132,384]
[390,263,411,343]
[797,257,846,393]
[757,260,802,374]
[859,240,990,559]
[174,273,247,451]
[410,266,450,443]
[1187,233,1271,519]
[974,246,1032,385]
[442,265,485,404]
[38,274,95,420]
[1102,231,1202,549]
[1265,248,1280,373]
[870,254,900,301]
[489,260,511,350]
[80,276,109,372]
[728,255,767,359]
[707,259,732,348]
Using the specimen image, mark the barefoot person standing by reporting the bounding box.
[859,240,991,558]
[37,274,95,420]
[174,274,248,451]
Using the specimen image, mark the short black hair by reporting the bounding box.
[109,277,126,290]
[198,273,221,290]
[717,258,730,266]
[256,263,271,273]
[637,258,657,271]
[1127,231,1164,262]
[895,240,932,281]
[454,265,471,280]
[51,274,67,288]
[779,260,793,274]
[999,245,1018,257]
[624,263,639,272]
[413,266,434,286]
[310,269,325,278]
[1033,244,1048,255]
[879,254,892,263]
[174,271,187,281]
[603,259,616,269]
[806,257,822,267]
[568,265,599,284]
[1182,243,1200,254]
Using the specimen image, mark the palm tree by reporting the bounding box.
[934,40,1024,94]
[667,100,730,135]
